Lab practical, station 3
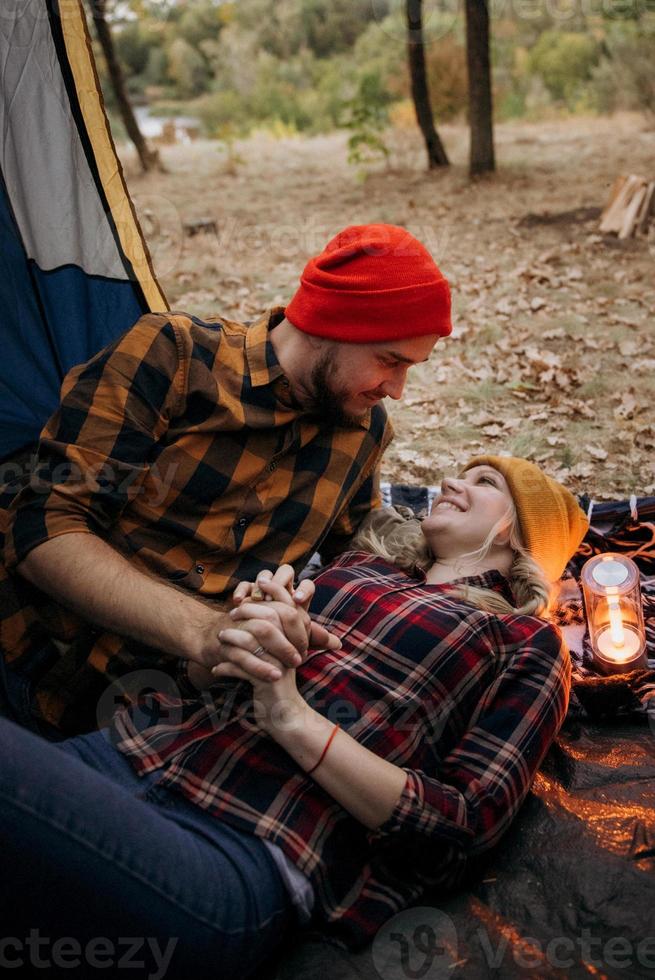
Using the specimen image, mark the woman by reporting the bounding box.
[0,455,588,979]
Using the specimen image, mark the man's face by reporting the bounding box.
[305,334,441,426]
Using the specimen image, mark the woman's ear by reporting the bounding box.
[493,526,513,549]
[494,509,516,550]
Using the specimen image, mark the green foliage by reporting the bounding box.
[114,22,152,78]
[527,31,600,107]
[143,45,168,89]
[340,72,391,171]
[591,19,655,114]
[194,90,251,138]
[299,0,388,57]
[352,13,468,120]
[232,0,387,59]
[497,87,526,120]
[192,48,351,137]
[167,37,211,99]
[177,3,227,48]
[102,0,655,139]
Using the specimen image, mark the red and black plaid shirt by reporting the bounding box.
[111,551,571,951]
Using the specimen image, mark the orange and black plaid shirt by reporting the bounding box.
[0,308,392,734]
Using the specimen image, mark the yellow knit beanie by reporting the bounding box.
[461,455,589,582]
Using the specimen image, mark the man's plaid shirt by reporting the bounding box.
[0,309,391,733]
[111,551,571,951]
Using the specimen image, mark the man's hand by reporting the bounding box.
[211,575,312,733]
[212,568,340,685]
[16,535,338,691]
[187,566,340,687]
[233,567,339,655]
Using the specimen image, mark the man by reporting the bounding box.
[0,223,451,738]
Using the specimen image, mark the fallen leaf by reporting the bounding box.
[585,445,608,461]
[614,393,637,419]
[571,462,595,478]
[495,299,513,316]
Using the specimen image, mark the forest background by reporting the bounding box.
[95,0,655,498]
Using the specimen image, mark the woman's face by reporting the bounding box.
[421,464,515,558]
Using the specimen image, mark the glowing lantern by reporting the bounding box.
[581,554,647,674]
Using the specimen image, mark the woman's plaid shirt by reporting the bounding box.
[0,309,391,733]
[111,551,571,951]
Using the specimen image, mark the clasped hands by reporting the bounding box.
[195,565,340,734]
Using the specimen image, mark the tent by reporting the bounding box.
[1,3,654,978]
[0,0,165,460]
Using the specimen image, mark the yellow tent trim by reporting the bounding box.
[59,1,168,313]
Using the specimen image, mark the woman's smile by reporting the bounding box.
[434,498,465,513]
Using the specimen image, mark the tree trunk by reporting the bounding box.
[465,0,495,175]
[406,0,449,169]
[88,0,162,173]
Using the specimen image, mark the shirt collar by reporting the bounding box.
[245,306,373,431]
[415,566,517,605]
[245,307,286,388]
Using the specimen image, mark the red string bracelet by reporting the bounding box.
[305,722,339,775]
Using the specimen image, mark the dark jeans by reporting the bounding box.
[0,718,295,980]
[0,639,67,740]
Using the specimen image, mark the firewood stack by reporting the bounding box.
[600,174,655,239]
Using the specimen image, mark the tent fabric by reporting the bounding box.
[0,0,166,461]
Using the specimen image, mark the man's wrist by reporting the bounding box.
[176,603,232,665]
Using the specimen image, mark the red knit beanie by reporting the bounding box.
[285,224,452,343]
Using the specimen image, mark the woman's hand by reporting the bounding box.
[230,575,313,660]
[211,566,339,686]
[212,573,313,681]
[214,573,315,733]
[216,632,305,736]
[233,566,341,661]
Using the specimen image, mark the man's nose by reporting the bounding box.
[381,368,408,400]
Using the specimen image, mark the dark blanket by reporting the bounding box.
[265,722,655,980]
[259,491,655,980]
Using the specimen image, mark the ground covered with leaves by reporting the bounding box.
[120,113,654,499]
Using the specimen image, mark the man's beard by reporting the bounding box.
[304,352,366,428]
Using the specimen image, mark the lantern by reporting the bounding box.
[581,554,647,674]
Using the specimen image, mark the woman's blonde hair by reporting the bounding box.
[349,502,552,618]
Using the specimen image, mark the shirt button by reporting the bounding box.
[195,563,205,574]
[238,517,247,527]
[281,379,290,388]
[267,461,277,472]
